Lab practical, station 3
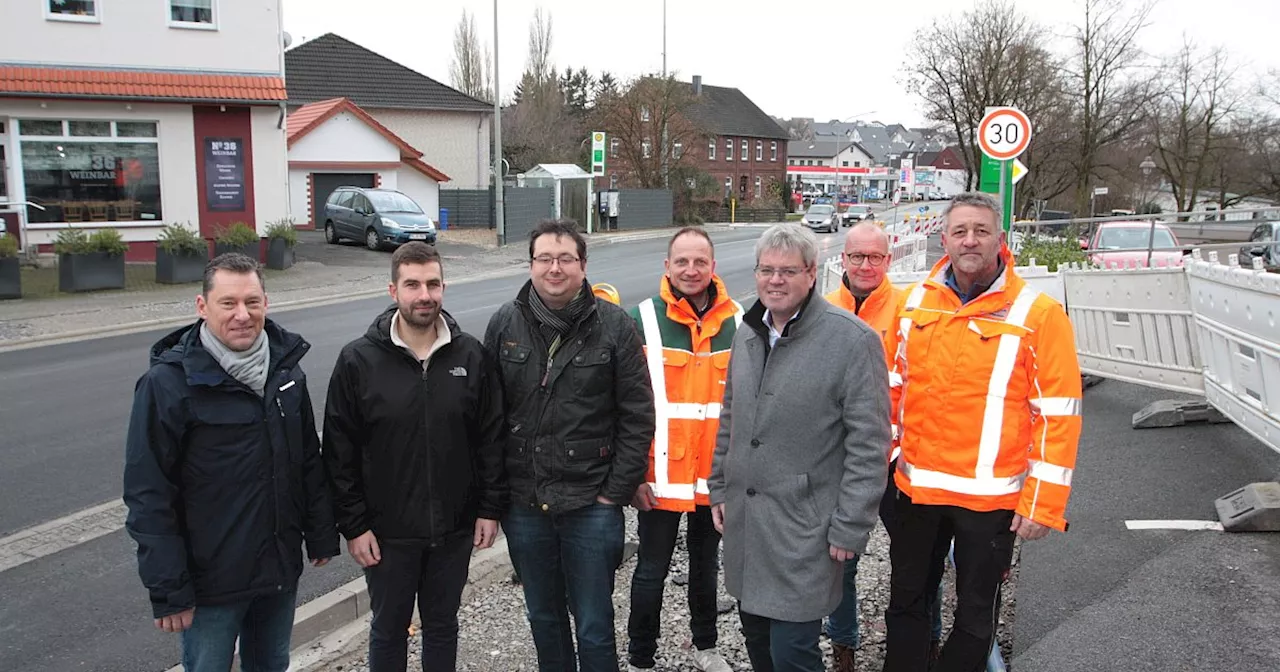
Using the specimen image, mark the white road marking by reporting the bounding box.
[1125,519,1224,531]
[0,498,127,572]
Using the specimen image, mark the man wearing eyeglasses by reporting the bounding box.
[484,219,655,672]
[821,221,906,671]
[709,223,890,672]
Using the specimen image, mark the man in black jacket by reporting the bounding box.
[324,242,506,672]
[484,219,655,672]
[124,253,339,672]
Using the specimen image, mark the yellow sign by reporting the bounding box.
[1011,158,1028,185]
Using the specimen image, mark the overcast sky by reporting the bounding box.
[282,0,1278,128]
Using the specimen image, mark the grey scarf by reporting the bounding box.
[199,323,270,396]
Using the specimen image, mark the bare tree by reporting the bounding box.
[1148,40,1242,212]
[594,75,705,189]
[902,1,1063,193]
[527,7,553,89]
[1061,0,1157,214]
[449,9,491,101]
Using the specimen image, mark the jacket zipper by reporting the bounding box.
[421,357,438,541]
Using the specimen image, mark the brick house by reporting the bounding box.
[599,76,789,204]
[920,145,966,170]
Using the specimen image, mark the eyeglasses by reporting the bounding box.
[754,266,807,279]
[845,253,887,267]
[531,255,582,267]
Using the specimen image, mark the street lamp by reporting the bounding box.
[492,0,505,246]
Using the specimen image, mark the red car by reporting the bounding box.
[1083,221,1185,269]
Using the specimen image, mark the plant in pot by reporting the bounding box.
[0,234,20,300]
[57,227,128,293]
[213,222,261,261]
[155,223,208,284]
[264,218,298,270]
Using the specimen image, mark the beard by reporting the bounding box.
[398,301,440,330]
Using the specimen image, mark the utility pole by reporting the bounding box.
[492,0,505,245]
[660,0,669,189]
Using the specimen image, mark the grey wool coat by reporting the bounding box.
[708,290,892,622]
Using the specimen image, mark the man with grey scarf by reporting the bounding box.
[125,253,338,672]
[485,219,655,672]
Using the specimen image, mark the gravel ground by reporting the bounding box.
[319,509,1020,671]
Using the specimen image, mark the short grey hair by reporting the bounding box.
[203,253,265,296]
[755,223,819,267]
[942,192,1002,228]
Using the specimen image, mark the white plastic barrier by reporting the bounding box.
[1061,265,1203,395]
[889,235,929,273]
[1186,251,1280,454]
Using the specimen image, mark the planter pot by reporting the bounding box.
[156,249,207,284]
[266,238,295,270]
[213,241,261,262]
[0,257,20,300]
[58,252,125,293]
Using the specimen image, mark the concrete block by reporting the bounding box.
[1216,482,1280,532]
[1132,399,1230,429]
[623,541,639,563]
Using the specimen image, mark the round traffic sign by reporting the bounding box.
[978,107,1032,160]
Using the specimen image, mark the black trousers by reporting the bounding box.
[627,506,722,667]
[364,533,474,672]
[883,495,1015,672]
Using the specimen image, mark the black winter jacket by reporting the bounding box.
[483,281,655,513]
[123,321,339,619]
[323,308,506,542]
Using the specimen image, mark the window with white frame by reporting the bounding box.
[47,0,98,21]
[610,138,619,158]
[673,141,683,159]
[17,119,163,223]
[740,140,748,161]
[725,138,733,161]
[770,141,778,161]
[642,137,652,159]
[170,0,216,28]
[641,106,651,122]
[708,137,716,160]
[723,177,732,197]
[754,176,762,198]
[755,140,763,161]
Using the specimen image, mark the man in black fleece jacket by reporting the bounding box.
[323,242,506,672]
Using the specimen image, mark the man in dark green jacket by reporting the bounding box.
[485,219,655,672]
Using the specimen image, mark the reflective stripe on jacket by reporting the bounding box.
[892,249,1082,531]
[630,275,741,511]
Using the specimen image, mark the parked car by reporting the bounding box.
[841,204,874,226]
[322,187,437,251]
[803,204,840,233]
[1239,221,1280,268]
[1083,221,1185,268]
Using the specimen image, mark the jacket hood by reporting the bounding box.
[926,245,1023,305]
[364,305,464,349]
[659,275,733,317]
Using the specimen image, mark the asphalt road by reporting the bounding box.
[0,225,850,672]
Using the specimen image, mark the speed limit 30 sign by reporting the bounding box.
[978,107,1032,160]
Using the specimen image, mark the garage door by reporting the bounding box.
[312,173,376,226]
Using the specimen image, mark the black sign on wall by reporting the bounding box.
[205,137,245,211]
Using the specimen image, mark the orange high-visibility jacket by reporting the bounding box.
[825,273,905,373]
[893,251,1082,531]
[629,276,742,512]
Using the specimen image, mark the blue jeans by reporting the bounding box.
[503,502,625,672]
[740,609,823,672]
[181,589,296,672]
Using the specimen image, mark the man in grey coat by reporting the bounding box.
[709,223,891,672]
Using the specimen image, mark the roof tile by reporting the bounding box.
[0,65,286,102]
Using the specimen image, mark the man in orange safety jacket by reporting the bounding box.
[822,221,905,670]
[625,226,740,672]
[884,192,1082,672]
